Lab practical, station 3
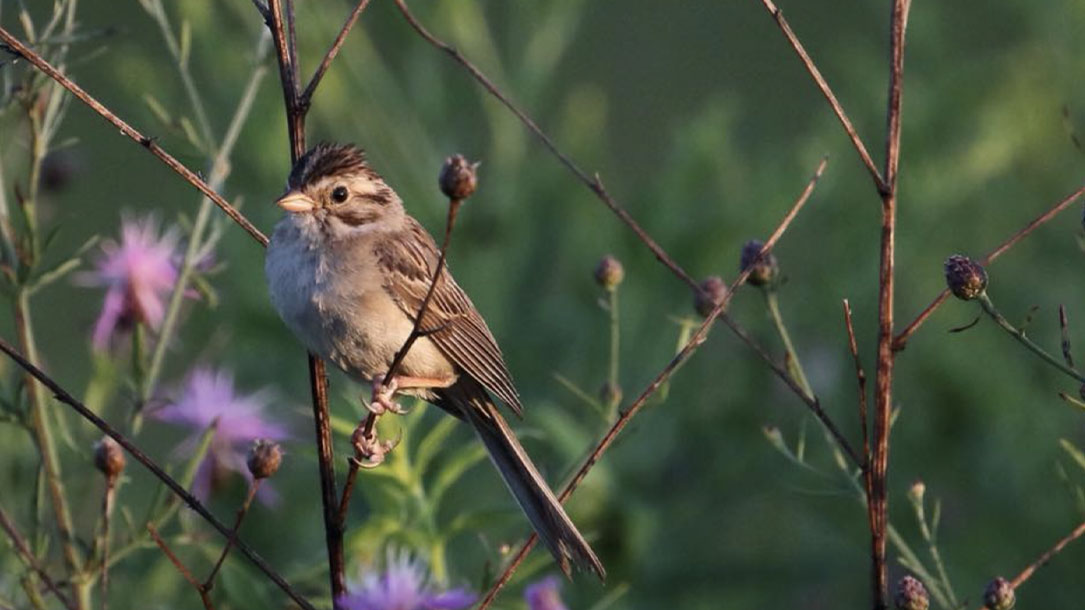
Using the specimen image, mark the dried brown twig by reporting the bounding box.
[479,157,832,608]
[0,336,316,610]
[147,524,214,610]
[893,182,1085,351]
[0,503,77,610]
[0,27,268,246]
[977,518,1085,610]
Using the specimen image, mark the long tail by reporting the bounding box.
[450,384,605,580]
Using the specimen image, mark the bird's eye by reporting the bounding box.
[331,186,349,203]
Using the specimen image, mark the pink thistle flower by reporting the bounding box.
[524,575,567,610]
[153,367,289,503]
[79,215,182,350]
[337,549,476,610]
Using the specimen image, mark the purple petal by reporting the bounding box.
[423,589,477,609]
[524,576,567,610]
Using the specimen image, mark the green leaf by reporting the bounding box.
[178,19,191,68]
[429,444,487,506]
[414,416,457,476]
[1060,438,1085,472]
[142,93,174,129]
[150,422,217,526]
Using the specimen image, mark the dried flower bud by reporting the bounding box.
[438,154,479,200]
[983,577,1015,610]
[908,479,926,506]
[246,439,282,480]
[693,276,729,318]
[894,575,930,610]
[599,381,622,406]
[944,255,987,301]
[94,437,126,480]
[594,255,624,290]
[739,239,779,287]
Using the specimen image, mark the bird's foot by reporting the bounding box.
[350,419,400,469]
[367,374,410,415]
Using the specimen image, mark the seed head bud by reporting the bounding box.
[908,479,926,506]
[739,239,779,287]
[246,439,282,480]
[894,575,930,610]
[594,255,624,290]
[944,255,987,301]
[983,577,1015,610]
[94,437,126,480]
[693,276,729,318]
[438,154,479,200]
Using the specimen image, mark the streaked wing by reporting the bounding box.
[375,216,523,416]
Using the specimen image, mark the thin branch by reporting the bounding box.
[478,157,831,608]
[389,0,848,463]
[147,524,213,610]
[842,299,872,476]
[0,26,268,246]
[0,503,77,610]
[1008,519,1085,590]
[299,0,373,110]
[391,0,700,291]
[204,480,261,589]
[0,336,316,610]
[977,518,1085,610]
[756,0,887,194]
[1060,305,1074,368]
[894,183,1085,350]
[869,1,912,607]
[259,0,343,599]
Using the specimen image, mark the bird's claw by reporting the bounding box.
[351,423,401,469]
[368,374,409,415]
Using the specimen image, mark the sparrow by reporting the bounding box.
[264,142,605,579]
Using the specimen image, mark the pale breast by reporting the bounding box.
[265,216,456,384]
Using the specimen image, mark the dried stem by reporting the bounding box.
[204,480,262,589]
[0,336,316,610]
[478,158,831,608]
[389,0,846,467]
[1009,519,1085,590]
[385,199,462,381]
[99,478,117,610]
[147,524,213,610]
[894,182,1085,350]
[1060,305,1074,368]
[0,503,77,610]
[756,0,886,193]
[258,0,365,597]
[14,288,83,608]
[842,300,872,487]
[0,26,268,246]
[299,0,373,110]
[868,0,911,604]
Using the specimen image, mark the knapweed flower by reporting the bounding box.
[338,549,476,610]
[79,215,181,350]
[524,575,567,610]
[153,368,288,502]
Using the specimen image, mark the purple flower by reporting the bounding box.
[153,368,288,502]
[79,215,181,350]
[524,576,567,610]
[338,549,476,610]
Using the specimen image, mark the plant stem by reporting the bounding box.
[139,48,268,409]
[606,286,620,418]
[914,500,957,607]
[204,479,261,587]
[978,293,1085,384]
[765,290,813,399]
[14,289,85,609]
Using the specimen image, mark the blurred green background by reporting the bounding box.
[4,0,1085,607]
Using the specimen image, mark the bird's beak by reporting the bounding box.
[276,191,317,213]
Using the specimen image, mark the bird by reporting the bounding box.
[264,142,605,579]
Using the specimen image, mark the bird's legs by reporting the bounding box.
[352,373,457,468]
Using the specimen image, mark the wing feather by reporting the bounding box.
[376,217,523,415]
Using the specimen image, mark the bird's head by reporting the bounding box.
[276,143,405,237]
